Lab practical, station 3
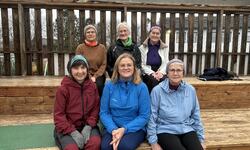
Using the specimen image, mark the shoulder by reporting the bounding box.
[98,43,106,50]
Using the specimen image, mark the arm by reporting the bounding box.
[54,87,76,134]
[134,45,142,70]
[99,82,119,133]
[147,87,160,144]
[158,46,169,75]
[75,44,83,55]
[94,45,107,78]
[123,83,150,133]
[106,46,115,77]
[86,86,100,127]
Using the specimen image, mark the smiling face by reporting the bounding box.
[118,57,134,80]
[167,63,184,86]
[149,28,161,44]
[118,25,129,41]
[71,64,88,84]
[85,28,97,42]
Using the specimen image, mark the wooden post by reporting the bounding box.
[18,3,27,76]
[215,10,223,67]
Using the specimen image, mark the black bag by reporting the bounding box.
[198,67,235,81]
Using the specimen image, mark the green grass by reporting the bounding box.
[0,124,56,150]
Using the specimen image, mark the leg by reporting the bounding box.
[142,74,159,92]
[85,127,101,150]
[118,130,146,150]
[95,75,106,97]
[180,131,203,150]
[157,133,185,150]
[101,130,113,150]
[54,129,79,150]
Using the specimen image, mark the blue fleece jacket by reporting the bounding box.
[147,79,205,144]
[100,80,150,134]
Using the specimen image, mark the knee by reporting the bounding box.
[64,144,79,150]
[118,142,135,150]
[85,135,101,150]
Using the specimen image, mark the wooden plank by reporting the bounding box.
[12,8,21,75]
[110,11,116,46]
[90,9,95,24]
[46,8,54,75]
[169,13,175,59]
[178,13,185,60]
[57,9,65,76]
[24,8,32,75]
[100,10,106,46]
[79,9,85,43]
[151,12,156,27]
[1,8,11,76]
[196,13,204,74]
[140,12,147,43]
[35,8,43,75]
[160,12,166,44]
[239,14,248,75]
[231,14,239,72]
[187,13,194,74]
[215,10,223,67]
[67,10,75,51]
[131,11,137,43]
[205,13,213,69]
[222,14,231,69]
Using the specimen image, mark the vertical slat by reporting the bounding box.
[187,13,194,75]
[24,8,32,75]
[121,7,126,22]
[231,14,239,72]
[179,13,185,60]
[131,12,137,43]
[79,10,85,43]
[141,12,147,43]
[100,10,106,46]
[57,9,65,76]
[151,12,156,26]
[110,11,116,46]
[223,14,231,69]
[215,10,223,67]
[68,10,75,51]
[46,8,54,75]
[18,4,27,76]
[205,13,213,69]
[35,8,43,75]
[1,8,11,76]
[90,9,95,24]
[169,13,175,59]
[240,14,248,75]
[196,13,204,74]
[160,12,166,43]
[12,8,21,75]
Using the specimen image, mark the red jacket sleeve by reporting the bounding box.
[86,87,100,127]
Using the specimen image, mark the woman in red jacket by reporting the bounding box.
[54,55,101,150]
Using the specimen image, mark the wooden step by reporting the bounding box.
[1,108,250,150]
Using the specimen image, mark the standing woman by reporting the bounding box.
[54,55,101,150]
[107,22,142,77]
[76,24,107,97]
[139,25,169,92]
[147,58,205,150]
[100,53,150,150]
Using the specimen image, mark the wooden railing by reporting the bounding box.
[0,1,250,76]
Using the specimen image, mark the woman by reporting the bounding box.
[100,53,150,150]
[139,25,169,92]
[147,58,205,150]
[107,22,142,77]
[54,55,101,150]
[76,24,107,97]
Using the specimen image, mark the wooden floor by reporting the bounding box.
[1,108,250,150]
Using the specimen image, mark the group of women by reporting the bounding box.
[53,22,205,150]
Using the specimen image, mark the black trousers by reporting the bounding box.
[95,75,106,98]
[157,131,203,150]
[142,74,167,92]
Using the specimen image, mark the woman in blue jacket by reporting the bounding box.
[100,53,150,150]
[147,58,205,150]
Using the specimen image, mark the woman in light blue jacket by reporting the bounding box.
[100,53,150,150]
[147,58,205,150]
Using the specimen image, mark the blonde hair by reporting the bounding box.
[111,53,141,84]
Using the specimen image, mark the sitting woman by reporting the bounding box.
[139,25,169,92]
[147,58,205,150]
[100,53,150,150]
[54,55,101,150]
[76,24,107,97]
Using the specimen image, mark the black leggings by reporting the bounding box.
[96,75,106,97]
[157,131,203,150]
[142,74,167,92]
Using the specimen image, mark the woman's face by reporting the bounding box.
[118,57,134,79]
[71,65,88,83]
[167,63,184,86]
[149,28,161,44]
[118,26,129,41]
[85,28,96,42]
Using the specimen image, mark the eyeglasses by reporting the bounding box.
[169,69,183,73]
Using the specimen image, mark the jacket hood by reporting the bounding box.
[61,76,93,89]
[142,37,167,49]
[159,79,187,93]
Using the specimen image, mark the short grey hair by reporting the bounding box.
[117,22,131,34]
[166,58,185,74]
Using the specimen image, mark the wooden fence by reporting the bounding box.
[0,1,250,76]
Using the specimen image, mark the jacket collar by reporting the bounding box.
[142,37,167,49]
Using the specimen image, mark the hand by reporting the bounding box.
[155,71,163,80]
[81,125,92,144]
[201,142,206,150]
[91,76,96,82]
[151,143,162,150]
[110,128,125,147]
[70,130,84,149]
